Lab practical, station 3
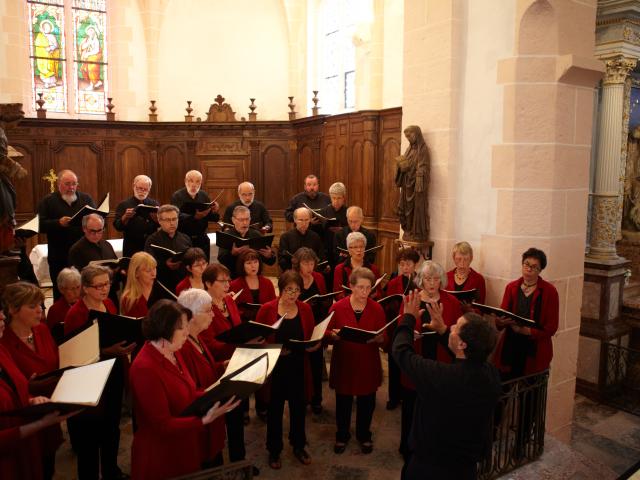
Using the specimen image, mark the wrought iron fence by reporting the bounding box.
[603,342,640,415]
[478,370,549,479]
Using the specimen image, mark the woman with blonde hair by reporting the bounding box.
[445,241,486,304]
[121,251,158,317]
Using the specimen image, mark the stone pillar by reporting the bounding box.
[578,56,636,400]
[587,56,637,260]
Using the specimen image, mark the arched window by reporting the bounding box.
[27,0,108,115]
[319,0,356,114]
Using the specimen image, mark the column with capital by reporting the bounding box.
[588,56,637,259]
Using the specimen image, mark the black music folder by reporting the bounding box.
[15,215,39,238]
[69,193,109,226]
[149,244,187,263]
[89,310,144,347]
[215,315,286,344]
[337,317,397,344]
[471,303,542,330]
[215,231,274,251]
[443,288,477,304]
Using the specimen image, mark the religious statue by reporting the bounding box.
[624,125,640,232]
[0,104,27,254]
[395,125,429,242]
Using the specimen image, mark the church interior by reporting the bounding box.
[1,0,640,479]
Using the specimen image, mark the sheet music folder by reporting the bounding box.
[471,303,543,330]
[2,359,116,417]
[215,315,285,344]
[337,317,398,343]
[215,231,274,251]
[180,352,270,417]
[89,309,144,347]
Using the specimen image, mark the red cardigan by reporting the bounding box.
[0,345,43,479]
[178,340,226,461]
[493,276,559,375]
[333,261,381,299]
[175,276,194,296]
[255,299,315,401]
[326,297,386,395]
[64,297,117,335]
[121,295,149,318]
[130,342,207,480]
[445,268,487,304]
[200,295,242,361]
[45,297,73,331]
[398,290,462,390]
[230,275,277,322]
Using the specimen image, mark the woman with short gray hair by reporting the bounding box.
[333,231,381,298]
[46,267,81,337]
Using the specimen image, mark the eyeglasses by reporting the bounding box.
[192,261,208,268]
[423,276,441,283]
[87,228,103,234]
[134,185,150,192]
[159,217,178,223]
[215,278,230,284]
[88,281,111,290]
[522,261,541,272]
[62,181,79,187]
[283,287,301,295]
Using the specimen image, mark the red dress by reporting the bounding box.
[121,295,149,318]
[493,276,559,375]
[445,268,487,303]
[178,339,226,462]
[45,297,73,331]
[333,261,381,299]
[176,276,194,296]
[199,295,242,361]
[130,342,207,480]
[326,297,386,395]
[64,297,117,335]
[255,299,316,401]
[398,290,462,389]
[0,345,43,479]
[230,275,276,322]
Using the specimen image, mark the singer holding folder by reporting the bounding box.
[1,282,62,479]
[121,252,158,317]
[333,232,381,299]
[445,241,486,304]
[326,267,386,455]
[130,300,239,480]
[255,270,317,469]
[230,249,276,323]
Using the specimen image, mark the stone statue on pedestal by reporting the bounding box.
[395,125,430,242]
[0,104,26,254]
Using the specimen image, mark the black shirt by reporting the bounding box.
[392,313,501,468]
[223,200,273,232]
[284,191,331,223]
[68,237,117,271]
[278,228,325,271]
[216,227,276,278]
[170,187,220,239]
[113,196,160,257]
[144,229,192,292]
[318,204,348,267]
[334,226,378,265]
[38,191,95,263]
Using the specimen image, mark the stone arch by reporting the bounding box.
[516,0,558,55]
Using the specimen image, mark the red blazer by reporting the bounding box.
[130,342,207,480]
[121,295,149,318]
[445,268,487,304]
[333,261,381,299]
[493,276,559,375]
[64,298,117,335]
[45,297,73,330]
[178,340,226,461]
[255,299,315,401]
[200,295,242,361]
[0,345,43,479]
[0,324,63,454]
[398,290,462,390]
[175,276,194,296]
[230,275,277,322]
[326,297,386,395]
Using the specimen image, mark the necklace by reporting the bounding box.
[188,335,204,353]
[215,299,228,314]
[19,334,34,345]
[455,269,468,283]
[522,281,537,289]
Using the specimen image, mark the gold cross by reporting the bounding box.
[42,168,58,193]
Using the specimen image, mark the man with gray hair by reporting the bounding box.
[114,174,160,257]
[68,213,117,271]
[38,169,95,299]
[278,207,325,271]
[334,206,378,265]
[223,181,273,232]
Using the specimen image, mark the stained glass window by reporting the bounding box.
[28,0,67,113]
[73,0,108,114]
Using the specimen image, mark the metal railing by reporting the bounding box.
[603,342,640,416]
[478,370,549,479]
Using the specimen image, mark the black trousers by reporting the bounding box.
[309,346,324,406]
[67,362,124,480]
[400,388,416,460]
[387,351,402,404]
[266,381,307,455]
[225,404,246,462]
[335,392,376,443]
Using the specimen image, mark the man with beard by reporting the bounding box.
[113,175,160,257]
[223,181,273,233]
[38,169,95,299]
[278,207,325,271]
[217,205,275,278]
[171,170,219,261]
[334,206,378,265]
[284,174,330,236]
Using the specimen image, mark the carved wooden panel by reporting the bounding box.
[263,146,288,210]
[116,145,147,203]
[380,137,401,219]
[200,158,246,209]
[298,145,313,187]
[157,145,188,203]
[11,144,35,217]
[52,144,101,202]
